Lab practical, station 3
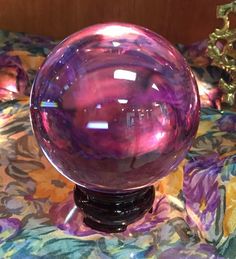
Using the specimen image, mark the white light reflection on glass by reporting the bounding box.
[167,195,184,210]
[96,26,137,37]
[117,99,128,104]
[155,131,165,141]
[96,104,102,109]
[64,205,78,224]
[114,69,137,81]
[86,121,109,129]
[152,83,159,91]
[112,41,120,47]
[5,84,17,92]
[64,85,69,90]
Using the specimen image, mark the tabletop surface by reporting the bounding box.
[0,30,236,258]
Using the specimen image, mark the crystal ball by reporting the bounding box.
[30,23,199,192]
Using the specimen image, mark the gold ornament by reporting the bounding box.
[208,0,236,106]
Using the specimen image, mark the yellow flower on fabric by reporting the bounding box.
[223,176,236,237]
[196,120,214,137]
[29,156,74,203]
[157,160,185,196]
[8,50,45,71]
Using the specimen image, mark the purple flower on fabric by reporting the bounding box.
[183,153,223,231]
[127,194,171,234]
[159,243,223,259]
[0,218,21,243]
[217,114,236,133]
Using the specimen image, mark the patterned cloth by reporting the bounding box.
[0,30,235,258]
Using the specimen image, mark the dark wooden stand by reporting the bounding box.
[74,185,155,233]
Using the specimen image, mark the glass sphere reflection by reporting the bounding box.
[30,23,199,192]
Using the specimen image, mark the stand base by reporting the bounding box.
[74,185,155,233]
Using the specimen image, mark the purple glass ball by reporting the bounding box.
[30,23,199,192]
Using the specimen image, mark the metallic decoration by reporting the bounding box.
[208,0,236,106]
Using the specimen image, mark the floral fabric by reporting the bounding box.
[0,30,235,258]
